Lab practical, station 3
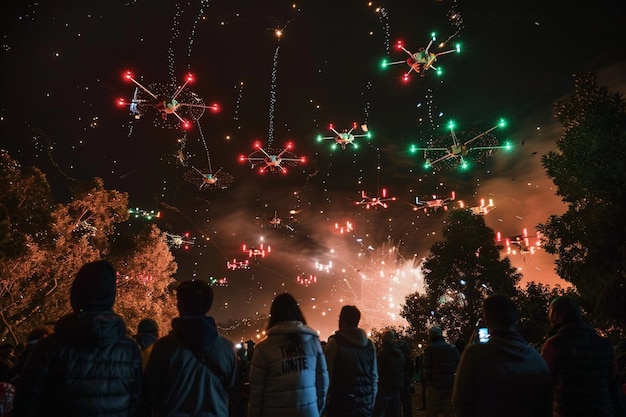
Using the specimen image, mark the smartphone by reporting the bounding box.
[478,327,490,343]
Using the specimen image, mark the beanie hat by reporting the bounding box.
[137,318,159,334]
[70,260,117,312]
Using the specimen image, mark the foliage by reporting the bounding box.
[112,224,179,335]
[0,151,179,344]
[400,209,521,344]
[514,281,574,347]
[539,73,626,328]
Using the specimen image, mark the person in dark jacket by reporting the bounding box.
[423,326,459,417]
[453,294,552,417]
[397,340,415,417]
[139,279,237,417]
[324,305,378,417]
[373,330,405,417]
[11,259,143,417]
[132,318,159,371]
[541,295,621,417]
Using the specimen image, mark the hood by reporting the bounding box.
[333,327,370,347]
[54,311,127,348]
[485,330,534,361]
[266,320,319,340]
[133,332,158,350]
[171,315,218,351]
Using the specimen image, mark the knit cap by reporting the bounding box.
[70,260,117,312]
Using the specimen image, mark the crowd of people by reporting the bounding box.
[0,259,625,416]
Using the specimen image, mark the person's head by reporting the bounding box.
[26,326,53,346]
[176,280,214,316]
[428,326,443,342]
[0,343,15,359]
[338,305,361,329]
[70,260,117,313]
[482,293,518,331]
[137,318,159,337]
[382,330,396,346]
[548,296,581,327]
[267,293,306,329]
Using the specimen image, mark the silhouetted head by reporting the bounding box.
[483,294,518,331]
[267,293,306,329]
[70,260,117,313]
[339,305,361,329]
[176,280,214,316]
[382,330,396,346]
[137,318,159,336]
[548,296,581,327]
[428,326,443,341]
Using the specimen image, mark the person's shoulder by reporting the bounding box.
[215,333,236,349]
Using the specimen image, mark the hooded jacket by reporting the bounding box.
[139,315,237,417]
[324,327,378,417]
[12,311,142,417]
[453,330,552,417]
[247,321,329,417]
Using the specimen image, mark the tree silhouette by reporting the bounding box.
[401,209,521,344]
[540,73,626,328]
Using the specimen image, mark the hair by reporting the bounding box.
[176,280,214,316]
[267,293,306,329]
[382,330,396,345]
[549,296,581,323]
[339,305,361,328]
[482,293,518,329]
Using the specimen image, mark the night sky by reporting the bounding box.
[2,0,625,339]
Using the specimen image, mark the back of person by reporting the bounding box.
[11,260,142,417]
[454,333,552,417]
[423,329,459,391]
[377,335,405,392]
[423,327,459,417]
[140,279,237,417]
[247,293,328,417]
[325,328,377,417]
[541,296,621,417]
[542,320,617,416]
[373,331,405,417]
[142,327,236,415]
[453,294,552,417]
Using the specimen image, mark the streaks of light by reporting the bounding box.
[233,81,245,134]
[268,46,280,147]
[186,0,211,69]
[167,2,182,83]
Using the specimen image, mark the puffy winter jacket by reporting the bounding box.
[12,311,142,417]
[324,328,378,417]
[247,321,329,417]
